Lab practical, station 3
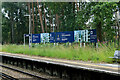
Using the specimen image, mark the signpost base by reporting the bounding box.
[54,43,56,46]
[84,43,85,47]
[96,43,98,48]
[80,43,82,47]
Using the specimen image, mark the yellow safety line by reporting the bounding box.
[39,57,119,70]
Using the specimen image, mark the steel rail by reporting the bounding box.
[0,73,18,80]
[0,64,48,80]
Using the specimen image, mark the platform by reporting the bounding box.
[0,52,120,76]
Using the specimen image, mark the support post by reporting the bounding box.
[24,34,25,48]
[80,42,82,47]
[96,43,98,48]
[43,39,45,45]
[84,43,85,47]
[69,43,71,46]
[57,43,58,46]
[29,15,31,48]
[54,43,55,46]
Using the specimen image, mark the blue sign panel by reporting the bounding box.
[32,34,40,43]
[55,32,62,43]
[74,30,81,42]
[49,32,55,43]
[89,29,97,43]
[55,31,74,43]
[41,33,49,43]
[81,30,85,42]
[24,34,31,37]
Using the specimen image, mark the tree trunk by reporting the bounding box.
[56,14,59,32]
[75,0,79,12]
[43,3,47,33]
[37,0,44,33]
[117,15,120,47]
[35,2,38,33]
[73,2,75,30]
[117,16,120,47]
[117,20,120,47]
[97,21,102,42]
[27,2,32,33]
[49,10,52,32]
[55,17,57,32]
[115,11,120,47]
[32,1,35,34]
[11,15,14,43]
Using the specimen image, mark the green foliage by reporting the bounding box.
[91,2,117,41]
[2,2,120,44]
[76,2,94,29]
[47,2,76,31]
[2,2,29,44]
[2,43,117,63]
[76,2,118,42]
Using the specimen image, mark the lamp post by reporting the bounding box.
[24,15,31,48]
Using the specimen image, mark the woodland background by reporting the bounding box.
[2,2,120,45]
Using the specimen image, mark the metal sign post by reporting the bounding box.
[54,43,55,46]
[96,43,98,48]
[84,43,85,47]
[31,33,32,47]
[24,15,31,48]
[80,43,82,47]
[29,15,31,48]
[57,43,58,46]
[69,43,71,46]
[43,39,45,45]
[24,34,25,48]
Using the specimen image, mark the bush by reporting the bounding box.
[1,42,118,63]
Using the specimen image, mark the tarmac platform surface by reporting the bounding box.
[0,52,120,76]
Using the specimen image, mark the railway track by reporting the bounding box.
[0,73,18,80]
[0,65,48,80]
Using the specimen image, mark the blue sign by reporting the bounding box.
[74,30,81,42]
[24,29,97,44]
[41,33,49,43]
[55,31,74,43]
[81,30,85,42]
[32,34,40,43]
[74,30,90,42]
[24,34,31,37]
[89,29,97,43]
[49,32,55,43]
[55,32,61,43]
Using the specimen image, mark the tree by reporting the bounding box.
[77,2,118,42]
[91,2,117,42]
[32,2,35,34]
[37,0,44,33]
[2,2,119,44]
[43,3,48,33]
[2,2,28,44]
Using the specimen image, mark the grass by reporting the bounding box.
[0,44,2,52]
[1,42,119,63]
